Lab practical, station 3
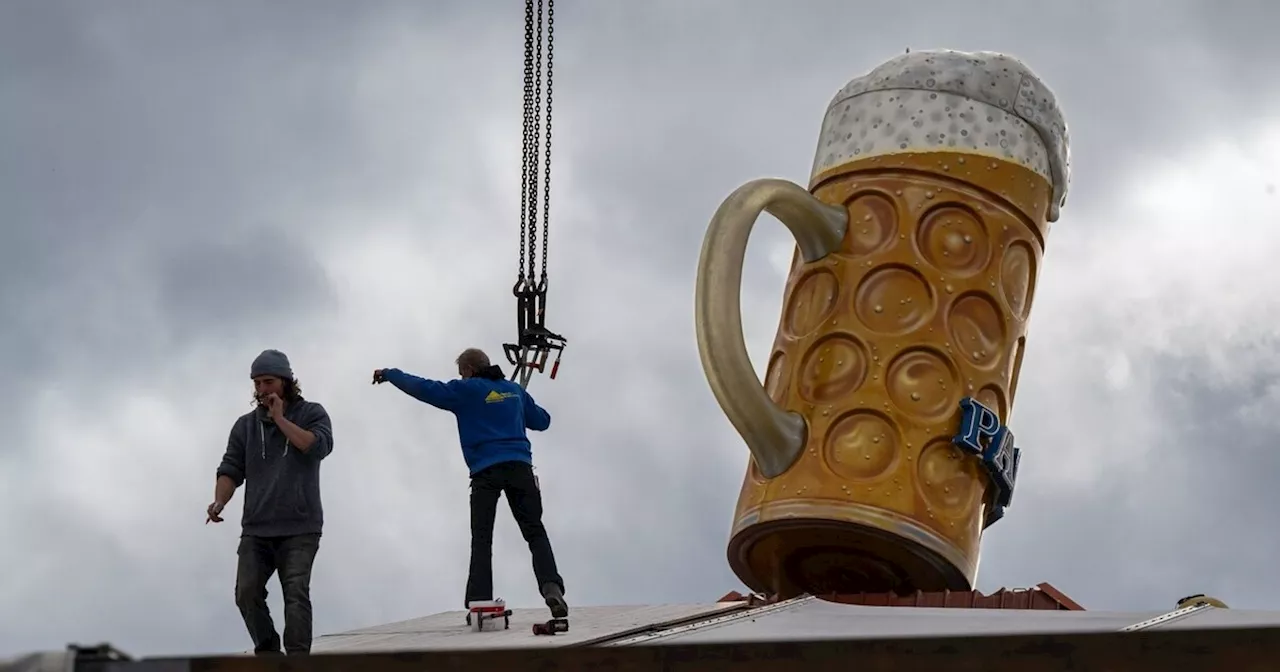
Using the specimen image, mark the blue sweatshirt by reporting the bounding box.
[382,368,551,475]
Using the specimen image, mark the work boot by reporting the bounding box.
[541,582,568,619]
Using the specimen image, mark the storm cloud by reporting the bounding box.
[2,0,1278,658]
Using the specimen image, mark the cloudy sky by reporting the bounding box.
[3,0,1279,659]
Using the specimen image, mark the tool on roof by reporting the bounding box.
[465,599,513,632]
[503,0,566,389]
[532,617,569,636]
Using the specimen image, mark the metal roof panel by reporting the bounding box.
[310,602,749,653]
[628,597,1164,645]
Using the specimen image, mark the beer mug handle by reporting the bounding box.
[695,178,848,479]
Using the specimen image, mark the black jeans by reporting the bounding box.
[465,461,564,606]
[234,533,321,655]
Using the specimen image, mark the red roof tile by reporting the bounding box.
[719,582,1084,611]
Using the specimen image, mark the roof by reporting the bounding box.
[604,597,1169,647]
[17,615,1280,672]
[307,589,1279,654]
[310,602,750,653]
[10,590,1278,670]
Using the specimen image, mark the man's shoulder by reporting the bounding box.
[488,378,524,394]
[291,398,330,418]
[454,377,508,393]
[462,378,520,401]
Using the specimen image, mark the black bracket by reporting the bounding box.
[502,277,567,388]
[533,617,570,636]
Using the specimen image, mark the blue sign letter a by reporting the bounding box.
[985,427,1021,509]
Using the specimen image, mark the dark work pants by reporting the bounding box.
[234,533,321,655]
[465,461,564,606]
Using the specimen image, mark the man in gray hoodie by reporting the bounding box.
[206,349,335,656]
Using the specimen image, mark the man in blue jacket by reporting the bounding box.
[372,348,568,619]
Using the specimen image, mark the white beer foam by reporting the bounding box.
[811,49,1071,222]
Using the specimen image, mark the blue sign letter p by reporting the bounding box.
[953,397,1000,457]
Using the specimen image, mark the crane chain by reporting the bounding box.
[518,0,534,284]
[540,0,553,288]
[519,0,553,289]
[506,0,563,388]
[528,0,543,288]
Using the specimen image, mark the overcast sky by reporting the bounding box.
[3,0,1279,660]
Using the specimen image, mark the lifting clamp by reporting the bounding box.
[503,277,566,389]
[532,617,569,636]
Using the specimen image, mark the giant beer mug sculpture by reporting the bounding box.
[696,50,1070,597]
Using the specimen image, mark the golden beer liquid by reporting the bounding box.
[727,150,1053,597]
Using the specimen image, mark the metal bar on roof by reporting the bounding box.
[1120,603,1215,632]
[564,603,756,647]
[601,596,816,647]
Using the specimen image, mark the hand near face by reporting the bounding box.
[265,392,285,419]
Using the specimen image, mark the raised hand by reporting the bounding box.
[264,392,285,419]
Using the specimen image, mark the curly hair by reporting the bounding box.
[250,377,304,406]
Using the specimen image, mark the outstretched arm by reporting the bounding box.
[522,389,551,432]
[379,368,464,411]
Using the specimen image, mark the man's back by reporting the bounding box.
[380,369,551,475]
[374,350,568,621]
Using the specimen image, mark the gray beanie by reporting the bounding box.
[250,349,294,380]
